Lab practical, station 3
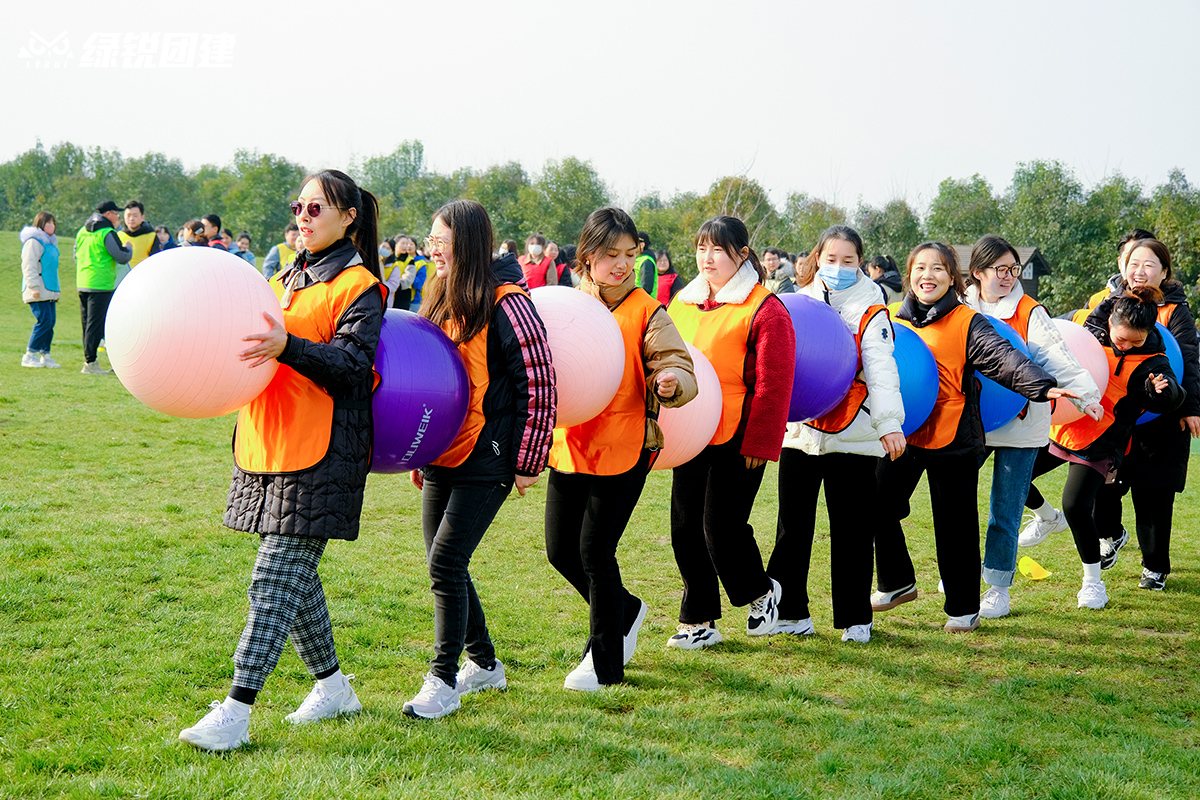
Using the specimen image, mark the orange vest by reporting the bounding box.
[807,304,888,434]
[432,284,526,468]
[669,284,773,446]
[550,289,660,475]
[234,264,383,473]
[894,303,977,450]
[1001,294,1040,341]
[1158,303,1176,327]
[1050,348,1155,452]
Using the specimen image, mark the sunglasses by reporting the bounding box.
[289,201,344,217]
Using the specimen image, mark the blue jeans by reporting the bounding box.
[979,446,1039,587]
[28,300,56,352]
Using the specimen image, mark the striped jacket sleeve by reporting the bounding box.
[495,291,557,475]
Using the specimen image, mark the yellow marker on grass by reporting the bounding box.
[1019,556,1052,580]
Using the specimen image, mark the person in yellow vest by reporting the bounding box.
[1026,286,1184,609]
[261,223,300,279]
[665,216,796,649]
[769,225,905,644]
[404,199,556,719]
[178,170,385,752]
[544,207,697,690]
[115,200,161,287]
[1068,228,1155,324]
[871,242,1075,633]
[963,235,1102,620]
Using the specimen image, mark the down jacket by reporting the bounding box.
[784,273,904,457]
[224,240,384,540]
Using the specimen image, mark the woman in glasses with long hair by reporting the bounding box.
[404,200,556,719]
[179,170,385,751]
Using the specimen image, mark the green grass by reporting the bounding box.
[2,231,1199,798]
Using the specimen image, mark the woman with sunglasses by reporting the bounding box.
[404,200,556,719]
[963,235,1102,619]
[178,170,385,752]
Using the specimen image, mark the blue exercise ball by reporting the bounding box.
[978,316,1030,433]
[778,293,857,422]
[892,324,937,437]
[1137,322,1184,425]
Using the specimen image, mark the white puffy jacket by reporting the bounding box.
[783,274,905,457]
[965,282,1102,449]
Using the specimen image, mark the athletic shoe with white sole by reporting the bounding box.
[979,586,1011,619]
[870,583,917,612]
[21,351,43,368]
[39,353,61,368]
[455,658,507,695]
[1138,569,1166,591]
[623,600,648,665]
[841,622,872,643]
[179,700,250,751]
[1077,579,1108,609]
[403,673,461,719]
[1099,527,1130,571]
[772,617,815,636]
[564,651,601,692]
[285,674,362,724]
[1018,510,1068,547]
[667,622,723,650]
[944,613,981,632]
[81,361,110,375]
[746,578,782,635]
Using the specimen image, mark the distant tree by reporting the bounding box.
[516,157,609,244]
[925,174,1004,245]
[463,161,529,245]
[1146,169,1200,299]
[108,152,196,230]
[697,175,779,245]
[856,198,923,266]
[396,169,472,239]
[778,192,847,252]
[221,150,308,248]
[355,140,424,210]
[633,190,704,281]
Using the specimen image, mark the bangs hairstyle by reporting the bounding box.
[576,207,639,278]
[33,211,55,231]
[695,216,764,282]
[967,235,1021,288]
[796,225,864,288]
[420,200,500,344]
[302,169,381,279]
[1123,238,1176,286]
[1111,285,1164,332]
[906,241,966,298]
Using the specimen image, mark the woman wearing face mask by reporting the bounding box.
[871,242,1077,633]
[664,216,796,649]
[544,207,696,690]
[519,233,553,289]
[963,235,1103,619]
[1028,286,1184,608]
[767,226,904,644]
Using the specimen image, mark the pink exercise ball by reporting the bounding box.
[653,345,722,470]
[530,286,625,428]
[1050,319,1109,424]
[105,247,282,418]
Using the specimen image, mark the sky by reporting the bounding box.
[3,0,1198,214]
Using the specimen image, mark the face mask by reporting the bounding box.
[379,245,392,257]
[529,244,543,257]
[818,265,859,291]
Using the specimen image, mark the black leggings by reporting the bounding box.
[1095,483,1175,574]
[1028,449,1106,565]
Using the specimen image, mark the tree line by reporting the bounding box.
[2,139,1197,315]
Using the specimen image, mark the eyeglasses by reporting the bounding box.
[425,236,450,252]
[289,201,343,217]
[985,264,1023,278]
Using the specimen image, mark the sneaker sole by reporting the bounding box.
[179,731,249,751]
[978,607,1010,619]
[944,617,981,632]
[871,588,917,612]
[285,699,363,724]
[402,700,461,719]
[623,602,648,665]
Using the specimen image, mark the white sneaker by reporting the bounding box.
[667,622,723,650]
[870,583,917,611]
[285,674,362,724]
[841,622,873,643]
[1018,510,1068,547]
[564,651,602,691]
[746,578,782,635]
[772,617,815,636]
[1077,579,1108,609]
[179,700,250,751]
[81,361,110,376]
[455,658,507,695]
[623,600,648,665]
[403,672,462,719]
[21,351,43,368]
[39,353,61,368]
[944,613,981,632]
[979,586,1011,619]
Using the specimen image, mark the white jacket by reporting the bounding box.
[783,274,905,457]
[965,283,1102,449]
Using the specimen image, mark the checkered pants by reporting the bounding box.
[232,534,338,692]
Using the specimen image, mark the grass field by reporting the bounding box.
[2,232,1199,799]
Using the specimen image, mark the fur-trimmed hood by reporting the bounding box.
[676,261,761,305]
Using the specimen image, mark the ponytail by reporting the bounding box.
[1110,285,1163,332]
[303,169,382,280]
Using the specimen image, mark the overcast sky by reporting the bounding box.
[4,0,1197,213]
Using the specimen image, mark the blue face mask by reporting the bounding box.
[378,245,392,257]
[818,265,859,291]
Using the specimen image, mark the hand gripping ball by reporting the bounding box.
[371,310,470,473]
[105,247,282,418]
[778,293,857,422]
[530,286,625,428]
[977,316,1030,433]
[1049,319,1109,425]
[1138,322,1184,425]
[654,344,722,470]
[891,324,938,437]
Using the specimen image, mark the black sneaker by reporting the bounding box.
[1138,568,1166,591]
[1099,527,1130,571]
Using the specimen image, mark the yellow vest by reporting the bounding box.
[277,242,297,269]
[118,229,157,267]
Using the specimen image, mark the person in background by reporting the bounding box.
[262,223,300,280]
[866,255,904,304]
[20,211,62,368]
[635,231,658,299]
[1069,229,1157,324]
[762,246,795,294]
[182,219,208,247]
[519,233,554,289]
[234,232,256,267]
[155,225,177,251]
[545,240,572,286]
[499,239,519,260]
[202,214,227,251]
[116,200,162,286]
[655,249,682,305]
[393,235,428,314]
[74,200,133,375]
[560,244,581,287]
[177,226,190,245]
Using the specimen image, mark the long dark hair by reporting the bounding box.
[967,234,1021,288]
[576,207,639,280]
[695,216,764,282]
[796,225,864,288]
[420,200,501,344]
[1111,285,1164,332]
[302,169,381,279]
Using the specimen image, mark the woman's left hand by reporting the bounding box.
[880,432,906,460]
[1046,387,1081,401]
[1181,415,1200,437]
[744,456,767,470]
[240,311,287,367]
[1084,403,1104,421]
[656,370,679,398]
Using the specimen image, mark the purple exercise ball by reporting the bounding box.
[779,293,858,422]
[370,310,469,473]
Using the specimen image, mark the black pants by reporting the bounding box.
[544,451,651,685]
[874,449,981,618]
[421,473,511,687]
[768,449,874,629]
[1029,449,1106,565]
[79,290,112,363]
[1094,482,1175,574]
[670,436,771,624]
